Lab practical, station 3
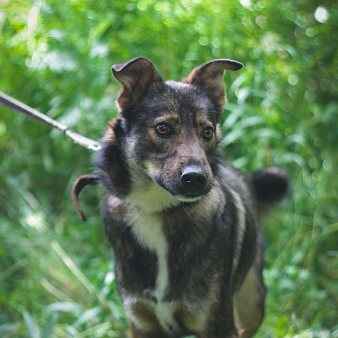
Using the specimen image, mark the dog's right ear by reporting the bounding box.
[112,57,164,111]
[183,59,243,113]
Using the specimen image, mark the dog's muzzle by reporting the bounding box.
[178,165,211,199]
[181,165,207,188]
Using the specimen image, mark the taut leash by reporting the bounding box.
[0,91,102,151]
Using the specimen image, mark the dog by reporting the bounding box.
[72,57,288,337]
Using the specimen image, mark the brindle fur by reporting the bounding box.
[74,57,288,337]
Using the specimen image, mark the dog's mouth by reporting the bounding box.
[144,160,213,204]
[174,195,203,203]
[155,165,213,203]
[158,182,210,203]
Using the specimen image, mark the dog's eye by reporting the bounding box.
[155,123,171,137]
[203,127,214,141]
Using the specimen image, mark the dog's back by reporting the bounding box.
[74,57,288,337]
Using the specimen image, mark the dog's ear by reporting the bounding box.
[112,57,164,111]
[183,59,243,111]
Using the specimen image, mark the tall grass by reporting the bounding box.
[0,174,127,337]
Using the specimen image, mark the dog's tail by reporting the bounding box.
[72,174,100,222]
[250,167,289,212]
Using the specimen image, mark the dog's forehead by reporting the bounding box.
[145,80,213,116]
[164,80,202,101]
[165,80,190,90]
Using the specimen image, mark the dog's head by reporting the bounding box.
[104,57,242,210]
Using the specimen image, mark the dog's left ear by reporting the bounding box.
[183,59,243,112]
[112,57,164,111]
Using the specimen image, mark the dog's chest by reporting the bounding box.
[126,211,184,333]
[129,211,169,302]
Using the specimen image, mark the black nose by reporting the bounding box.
[180,165,207,188]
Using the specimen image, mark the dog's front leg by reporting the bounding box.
[197,302,238,338]
[198,334,237,338]
[199,326,237,338]
[128,321,173,338]
[128,322,142,338]
[198,326,237,338]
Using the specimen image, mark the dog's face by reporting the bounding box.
[109,57,243,206]
[121,81,219,202]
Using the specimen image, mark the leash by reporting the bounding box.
[0,91,102,151]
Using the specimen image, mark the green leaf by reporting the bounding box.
[23,312,41,338]
[42,312,58,338]
[46,302,82,316]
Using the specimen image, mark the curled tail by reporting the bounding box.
[72,174,100,222]
[250,167,289,210]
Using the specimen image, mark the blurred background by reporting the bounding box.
[0,0,337,336]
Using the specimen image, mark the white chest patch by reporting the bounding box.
[129,211,169,301]
[127,211,181,333]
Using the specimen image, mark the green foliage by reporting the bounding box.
[0,0,337,336]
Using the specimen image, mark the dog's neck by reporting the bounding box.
[127,163,181,213]
[126,177,181,213]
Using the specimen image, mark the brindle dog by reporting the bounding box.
[73,57,288,338]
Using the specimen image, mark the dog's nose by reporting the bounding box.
[180,165,207,189]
